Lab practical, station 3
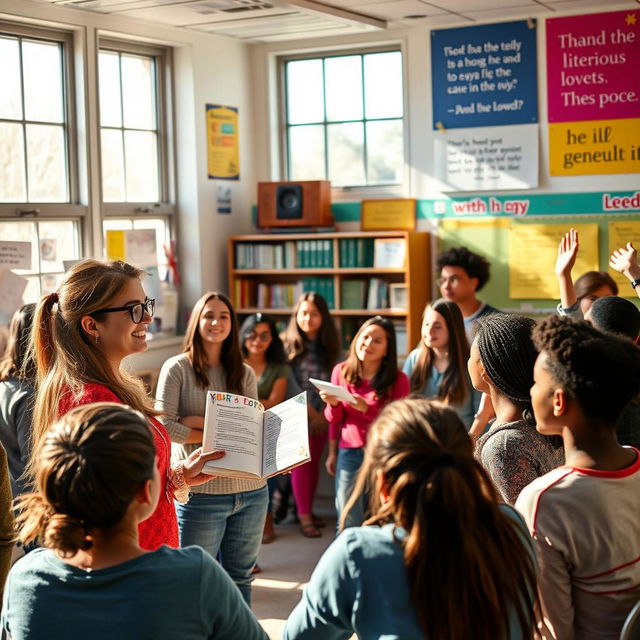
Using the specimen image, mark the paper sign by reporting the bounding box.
[549,117,640,175]
[435,124,538,190]
[431,20,538,129]
[206,104,239,180]
[106,231,126,261]
[546,10,640,123]
[0,269,28,324]
[608,221,640,293]
[509,223,599,298]
[361,199,415,231]
[0,242,32,270]
[126,229,157,267]
[39,239,57,262]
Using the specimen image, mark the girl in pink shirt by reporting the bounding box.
[321,316,409,530]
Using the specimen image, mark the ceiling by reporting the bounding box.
[31,0,637,42]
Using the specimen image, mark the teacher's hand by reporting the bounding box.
[182,448,225,485]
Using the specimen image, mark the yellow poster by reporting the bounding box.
[509,223,599,299]
[609,221,640,295]
[549,118,640,176]
[206,104,239,180]
[105,230,126,261]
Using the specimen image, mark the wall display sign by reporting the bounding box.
[361,199,415,231]
[0,242,32,270]
[431,20,538,129]
[434,123,538,190]
[206,104,239,180]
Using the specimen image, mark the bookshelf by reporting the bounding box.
[228,231,430,357]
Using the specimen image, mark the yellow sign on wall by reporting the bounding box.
[361,199,416,231]
[549,118,640,176]
[206,104,239,180]
[609,221,640,295]
[509,223,599,299]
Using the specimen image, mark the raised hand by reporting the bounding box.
[555,228,579,277]
[609,242,640,279]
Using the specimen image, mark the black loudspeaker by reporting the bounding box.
[257,181,333,229]
[276,184,303,219]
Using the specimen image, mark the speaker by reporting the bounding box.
[257,180,333,229]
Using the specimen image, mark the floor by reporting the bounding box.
[252,497,336,640]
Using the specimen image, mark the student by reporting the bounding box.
[516,315,640,640]
[322,316,409,529]
[436,246,499,337]
[284,398,538,640]
[240,312,289,543]
[29,260,221,552]
[156,291,266,604]
[555,228,618,320]
[282,293,340,538]
[610,240,640,300]
[0,304,35,497]
[2,403,267,640]
[402,298,478,428]
[469,314,564,505]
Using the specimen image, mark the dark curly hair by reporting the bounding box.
[533,315,640,425]
[436,247,491,292]
[589,296,640,341]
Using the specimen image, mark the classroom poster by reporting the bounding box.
[0,269,28,325]
[547,9,640,175]
[0,242,32,270]
[509,223,599,299]
[206,104,239,180]
[608,221,640,293]
[434,124,538,190]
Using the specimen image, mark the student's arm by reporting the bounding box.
[468,393,495,440]
[324,365,346,477]
[261,376,287,410]
[15,388,33,492]
[555,228,580,311]
[283,534,357,640]
[610,242,640,300]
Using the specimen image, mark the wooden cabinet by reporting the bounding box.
[228,231,430,357]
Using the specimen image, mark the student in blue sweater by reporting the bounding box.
[284,398,539,640]
[2,402,267,640]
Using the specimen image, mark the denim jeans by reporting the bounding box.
[335,447,366,532]
[176,485,268,605]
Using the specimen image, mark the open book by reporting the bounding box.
[202,391,310,479]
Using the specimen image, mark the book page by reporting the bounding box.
[262,392,310,478]
[202,391,264,477]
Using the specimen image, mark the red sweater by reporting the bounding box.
[58,383,179,551]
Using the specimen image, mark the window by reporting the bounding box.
[282,49,404,188]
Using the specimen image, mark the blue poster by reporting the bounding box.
[431,20,538,129]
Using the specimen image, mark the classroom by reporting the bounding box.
[0,0,640,638]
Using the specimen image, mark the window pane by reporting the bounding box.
[0,123,26,202]
[101,129,125,202]
[41,273,63,296]
[366,119,404,185]
[364,51,403,120]
[22,277,40,305]
[99,51,122,127]
[288,125,325,181]
[286,59,324,125]
[26,124,67,202]
[328,122,365,187]
[38,220,78,273]
[23,40,64,123]
[0,37,22,119]
[121,54,156,130]
[325,56,362,122]
[124,130,158,202]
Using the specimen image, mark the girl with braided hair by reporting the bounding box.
[468,314,563,504]
[284,398,539,640]
[2,403,267,640]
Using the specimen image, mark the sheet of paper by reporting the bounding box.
[0,269,28,324]
[509,223,599,299]
[608,221,640,294]
[0,242,32,270]
[309,378,356,405]
[262,393,309,477]
[126,229,157,267]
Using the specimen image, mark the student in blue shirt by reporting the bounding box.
[284,397,539,640]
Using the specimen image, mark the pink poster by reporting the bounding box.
[546,9,640,123]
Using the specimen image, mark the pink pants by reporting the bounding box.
[292,430,328,516]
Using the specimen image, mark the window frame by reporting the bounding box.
[278,44,407,193]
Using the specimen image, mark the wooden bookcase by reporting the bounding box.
[228,231,430,357]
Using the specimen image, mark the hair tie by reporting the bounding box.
[50,292,59,304]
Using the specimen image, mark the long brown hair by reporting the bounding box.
[409,299,470,405]
[29,260,158,456]
[575,270,618,300]
[183,292,244,393]
[343,398,538,640]
[15,403,156,556]
[282,292,340,369]
[341,316,398,398]
[0,303,36,381]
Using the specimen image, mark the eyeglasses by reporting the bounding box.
[246,331,271,343]
[436,275,461,287]
[92,298,155,324]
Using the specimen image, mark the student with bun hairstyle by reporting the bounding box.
[322,316,409,529]
[29,260,221,552]
[284,398,538,640]
[517,315,640,640]
[3,403,267,640]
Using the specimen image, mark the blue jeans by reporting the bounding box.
[176,486,268,605]
[335,447,366,532]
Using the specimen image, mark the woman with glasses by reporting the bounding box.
[29,260,223,552]
[240,313,289,544]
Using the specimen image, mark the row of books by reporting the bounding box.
[338,238,375,268]
[341,279,394,310]
[234,277,335,309]
[234,240,334,270]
